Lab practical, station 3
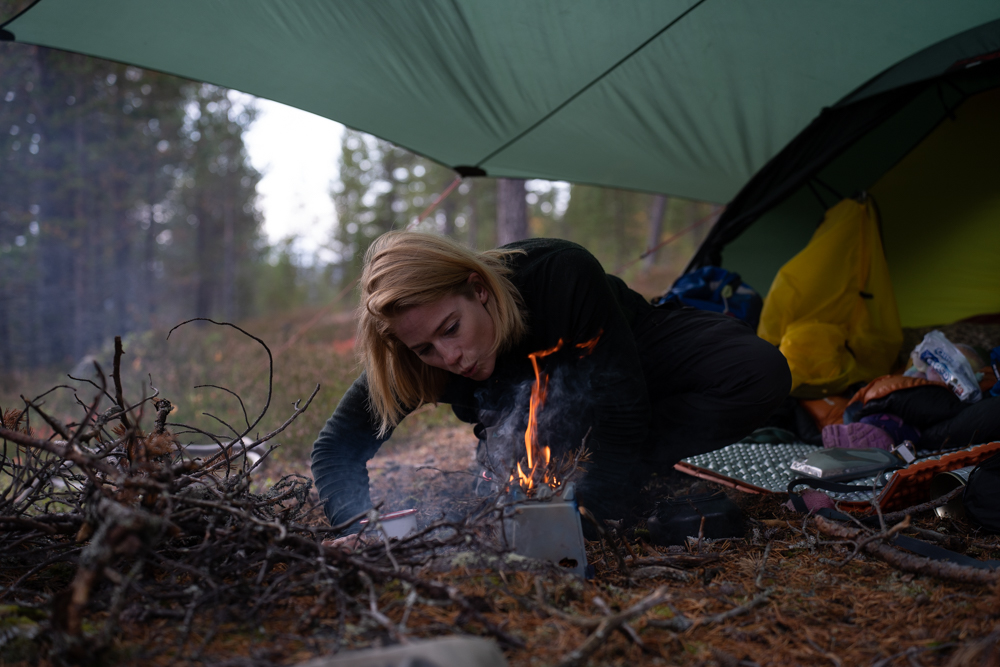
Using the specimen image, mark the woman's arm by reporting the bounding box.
[310,372,393,533]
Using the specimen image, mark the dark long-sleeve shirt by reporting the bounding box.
[310,239,656,529]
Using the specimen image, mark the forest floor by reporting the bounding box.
[3,420,998,667]
[251,428,1000,667]
[2,305,999,666]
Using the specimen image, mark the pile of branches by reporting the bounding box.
[0,322,516,664]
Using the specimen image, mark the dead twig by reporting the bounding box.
[357,571,408,644]
[755,541,773,590]
[820,516,912,567]
[112,336,132,430]
[592,595,660,656]
[557,586,670,667]
[579,506,630,580]
[624,553,721,568]
[870,486,964,525]
[814,515,999,584]
[647,588,772,632]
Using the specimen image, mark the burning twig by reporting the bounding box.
[510,334,600,497]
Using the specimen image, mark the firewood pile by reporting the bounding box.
[1,322,999,666]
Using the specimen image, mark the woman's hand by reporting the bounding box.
[322,533,373,553]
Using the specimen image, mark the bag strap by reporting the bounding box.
[787,476,880,512]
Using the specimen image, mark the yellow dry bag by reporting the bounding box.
[758,197,902,397]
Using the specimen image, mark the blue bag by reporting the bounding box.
[653,267,763,329]
[990,346,1000,398]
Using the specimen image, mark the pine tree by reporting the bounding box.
[331,130,461,283]
[0,45,263,371]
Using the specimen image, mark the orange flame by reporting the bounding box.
[514,331,602,495]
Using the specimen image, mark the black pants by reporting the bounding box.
[577,304,789,526]
[634,303,791,471]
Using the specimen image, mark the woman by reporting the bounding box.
[311,232,790,534]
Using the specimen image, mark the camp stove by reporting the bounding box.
[501,482,589,578]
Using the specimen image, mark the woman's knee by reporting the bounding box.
[710,333,791,411]
[745,338,792,408]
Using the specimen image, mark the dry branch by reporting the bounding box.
[624,553,720,569]
[557,586,670,667]
[592,595,659,656]
[646,589,772,632]
[870,486,964,525]
[814,515,999,585]
[1,327,540,662]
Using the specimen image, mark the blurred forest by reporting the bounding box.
[0,41,718,382]
[0,44,264,372]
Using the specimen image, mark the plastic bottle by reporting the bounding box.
[911,331,981,403]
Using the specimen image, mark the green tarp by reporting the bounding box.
[4,1,1000,204]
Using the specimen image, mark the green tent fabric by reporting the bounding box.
[3,0,1000,205]
[700,45,1000,328]
[871,88,1000,326]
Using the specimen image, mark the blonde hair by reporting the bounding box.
[358,231,527,435]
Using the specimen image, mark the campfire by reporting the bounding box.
[509,333,601,497]
[500,333,601,577]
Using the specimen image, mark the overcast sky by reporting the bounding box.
[242,98,344,260]
[241,96,571,262]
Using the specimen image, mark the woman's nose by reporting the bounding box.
[441,344,462,368]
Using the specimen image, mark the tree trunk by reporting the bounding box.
[643,194,668,271]
[382,152,399,233]
[466,181,478,248]
[442,191,456,238]
[110,93,132,338]
[0,262,11,373]
[496,178,528,246]
[221,195,235,322]
[71,76,89,360]
[194,194,213,320]
[27,144,45,368]
[143,166,158,329]
[612,190,627,266]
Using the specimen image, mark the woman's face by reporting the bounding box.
[390,275,497,381]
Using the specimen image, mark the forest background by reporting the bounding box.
[0,39,719,459]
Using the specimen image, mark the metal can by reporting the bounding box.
[929,466,975,519]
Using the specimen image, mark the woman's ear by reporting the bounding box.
[468,273,490,305]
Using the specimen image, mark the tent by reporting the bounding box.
[2,2,999,327]
[687,21,1000,328]
[2,1,999,209]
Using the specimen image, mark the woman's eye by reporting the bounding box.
[445,321,459,336]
